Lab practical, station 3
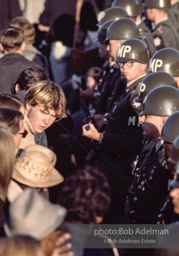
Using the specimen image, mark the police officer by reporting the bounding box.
[98,6,128,26]
[135,71,177,104]
[115,38,149,102]
[144,0,179,50]
[95,9,129,114]
[95,18,140,114]
[157,112,179,224]
[112,0,156,57]
[125,86,179,224]
[169,0,179,35]
[149,47,179,87]
[168,137,179,221]
[170,135,179,166]
[82,39,144,225]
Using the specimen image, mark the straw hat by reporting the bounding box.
[4,188,67,239]
[13,144,64,188]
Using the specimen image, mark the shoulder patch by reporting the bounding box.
[154,37,162,47]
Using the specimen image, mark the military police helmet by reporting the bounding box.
[98,6,128,26]
[144,0,171,9]
[135,72,177,103]
[169,135,179,164]
[112,0,141,17]
[116,38,149,64]
[161,112,179,144]
[139,86,179,116]
[106,18,139,41]
[97,20,113,44]
[149,48,179,77]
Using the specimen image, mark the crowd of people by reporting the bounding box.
[0,0,179,256]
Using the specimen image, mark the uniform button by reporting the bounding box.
[133,197,138,201]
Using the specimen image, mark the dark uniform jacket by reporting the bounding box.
[125,140,172,224]
[138,21,156,58]
[97,82,143,223]
[169,2,179,35]
[153,18,179,50]
[157,196,179,224]
[95,63,121,114]
[0,53,38,93]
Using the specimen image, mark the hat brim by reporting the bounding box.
[4,203,67,239]
[12,167,64,188]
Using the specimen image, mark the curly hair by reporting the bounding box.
[57,165,111,224]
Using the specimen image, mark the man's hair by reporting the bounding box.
[0,27,24,52]
[57,165,111,224]
[24,80,66,119]
[0,93,23,111]
[9,16,35,45]
[12,67,48,94]
[0,108,24,135]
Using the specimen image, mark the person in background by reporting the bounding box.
[11,67,48,101]
[0,127,15,237]
[57,165,112,256]
[18,0,46,25]
[144,0,179,50]
[149,47,179,87]
[5,188,73,256]
[0,0,21,32]
[9,16,50,75]
[0,235,45,256]
[0,108,25,150]
[111,0,156,57]
[8,144,64,202]
[0,93,24,114]
[0,26,38,93]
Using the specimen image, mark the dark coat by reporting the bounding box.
[97,82,143,223]
[153,19,179,50]
[0,0,21,32]
[0,53,38,93]
[125,140,172,224]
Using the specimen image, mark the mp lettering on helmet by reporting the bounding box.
[150,59,163,72]
[139,82,146,93]
[119,45,132,57]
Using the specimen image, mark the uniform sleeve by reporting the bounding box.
[100,125,143,156]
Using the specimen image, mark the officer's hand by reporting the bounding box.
[82,123,100,141]
[80,87,94,99]
[91,114,105,130]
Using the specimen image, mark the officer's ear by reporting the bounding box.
[141,63,148,71]
[161,116,168,126]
